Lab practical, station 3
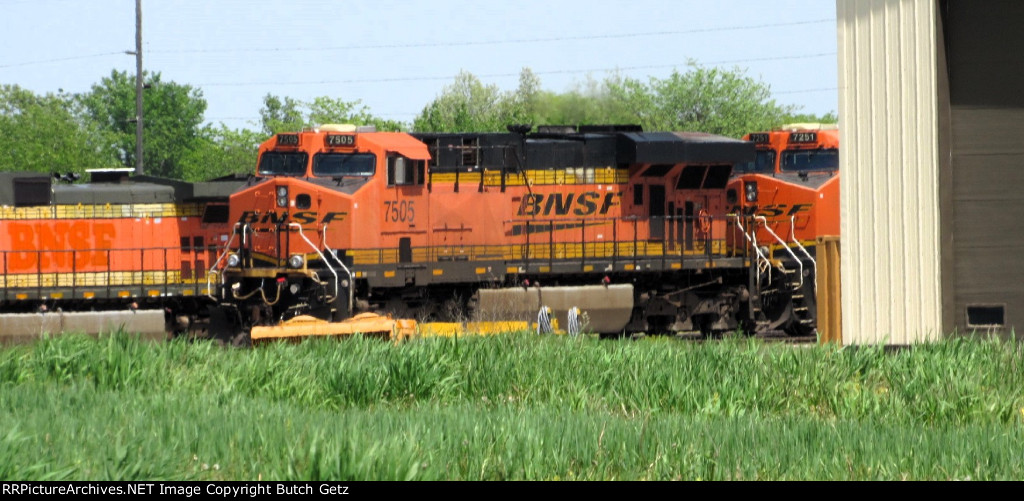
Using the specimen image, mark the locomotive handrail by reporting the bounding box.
[207,223,241,300]
[288,223,339,303]
[734,214,772,289]
[321,224,354,315]
[789,215,817,294]
[483,214,730,269]
[753,216,803,289]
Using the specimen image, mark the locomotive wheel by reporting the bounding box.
[208,305,244,346]
[694,314,716,338]
[784,319,816,337]
[231,331,253,348]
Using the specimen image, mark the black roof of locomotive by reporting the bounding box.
[617,132,755,165]
[412,126,754,171]
[0,171,247,207]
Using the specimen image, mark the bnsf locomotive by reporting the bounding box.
[0,169,243,339]
[731,124,840,244]
[212,124,818,340]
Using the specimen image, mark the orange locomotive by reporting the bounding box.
[213,124,817,340]
[730,124,839,244]
[0,169,242,336]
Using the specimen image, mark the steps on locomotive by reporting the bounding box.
[745,255,817,337]
[782,264,817,334]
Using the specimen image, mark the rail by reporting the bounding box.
[207,223,242,300]
[321,224,354,314]
[0,245,214,302]
[753,216,803,289]
[735,214,772,289]
[355,214,730,268]
[789,215,817,294]
[289,223,339,303]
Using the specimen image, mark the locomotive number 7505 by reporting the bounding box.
[383,200,415,223]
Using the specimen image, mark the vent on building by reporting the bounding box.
[966,304,1005,329]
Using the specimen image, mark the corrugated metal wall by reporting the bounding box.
[944,1,1024,338]
[836,0,945,344]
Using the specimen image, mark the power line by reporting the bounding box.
[775,87,837,95]
[197,52,837,88]
[151,19,834,55]
[0,19,833,72]
[0,51,126,69]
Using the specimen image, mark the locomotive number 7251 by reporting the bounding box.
[383,200,415,223]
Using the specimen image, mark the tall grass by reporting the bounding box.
[0,332,1022,479]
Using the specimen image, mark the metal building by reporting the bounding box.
[837,0,1024,344]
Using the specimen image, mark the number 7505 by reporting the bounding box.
[383,200,415,223]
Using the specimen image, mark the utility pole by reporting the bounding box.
[133,0,143,175]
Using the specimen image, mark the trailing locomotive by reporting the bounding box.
[730,124,840,243]
[212,124,818,340]
[0,169,243,340]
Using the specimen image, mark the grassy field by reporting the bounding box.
[0,332,1022,480]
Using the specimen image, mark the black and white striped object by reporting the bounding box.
[567,307,582,337]
[537,306,553,335]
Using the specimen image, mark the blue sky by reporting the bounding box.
[0,0,838,130]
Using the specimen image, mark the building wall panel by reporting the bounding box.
[837,0,943,344]
[949,107,1024,337]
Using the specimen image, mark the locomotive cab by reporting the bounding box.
[730,124,840,243]
[215,125,431,331]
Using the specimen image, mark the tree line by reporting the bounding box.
[0,65,835,182]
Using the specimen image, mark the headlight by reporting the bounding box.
[288,254,305,269]
[744,181,758,203]
[277,186,289,207]
[226,253,241,268]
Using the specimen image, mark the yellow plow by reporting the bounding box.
[250,313,418,343]
[249,312,564,344]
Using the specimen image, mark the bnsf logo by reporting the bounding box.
[729,204,812,217]
[518,191,621,217]
[237,211,348,225]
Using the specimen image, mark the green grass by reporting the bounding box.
[0,332,1022,479]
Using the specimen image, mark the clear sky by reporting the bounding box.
[0,0,838,131]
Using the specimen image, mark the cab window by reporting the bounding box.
[259,152,308,176]
[387,156,426,186]
[781,148,839,172]
[734,150,776,174]
[313,153,376,177]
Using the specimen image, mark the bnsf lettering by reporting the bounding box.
[518,192,621,217]
[237,211,348,225]
[730,204,813,217]
[8,222,116,270]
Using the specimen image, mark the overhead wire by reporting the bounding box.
[150,19,834,55]
[196,52,837,88]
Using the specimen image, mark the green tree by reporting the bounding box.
[413,66,800,136]
[413,71,512,132]
[180,125,263,182]
[259,94,405,134]
[259,94,305,136]
[503,68,542,126]
[79,70,207,179]
[532,74,635,126]
[782,111,838,125]
[607,63,799,138]
[0,85,117,174]
[306,96,405,132]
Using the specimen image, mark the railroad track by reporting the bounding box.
[637,331,819,344]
